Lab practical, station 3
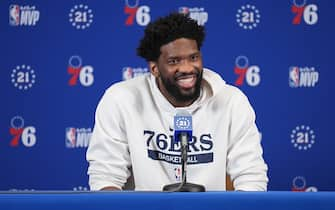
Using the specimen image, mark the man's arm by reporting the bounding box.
[226,91,268,191]
[86,88,131,191]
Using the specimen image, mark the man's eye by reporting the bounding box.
[168,59,179,64]
[191,55,199,61]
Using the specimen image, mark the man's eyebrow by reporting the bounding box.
[190,52,200,56]
[167,56,180,60]
[167,52,200,59]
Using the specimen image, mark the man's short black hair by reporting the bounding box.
[137,13,205,62]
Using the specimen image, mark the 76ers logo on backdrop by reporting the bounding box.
[234,55,261,87]
[124,0,151,26]
[291,0,318,25]
[67,55,94,87]
[9,116,37,147]
[292,176,318,192]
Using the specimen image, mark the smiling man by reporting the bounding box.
[86,13,268,191]
[150,37,203,107]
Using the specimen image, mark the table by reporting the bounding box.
[0,191,334,210]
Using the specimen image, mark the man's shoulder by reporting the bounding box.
[105,75,150,97]
[220,83,244,97]
[99,75,152,108]
[203,68,245,100]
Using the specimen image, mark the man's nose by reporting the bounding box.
[178,59,194,73]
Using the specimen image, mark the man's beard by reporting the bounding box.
[160,68,203,103]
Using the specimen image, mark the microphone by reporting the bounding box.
[162,110,205,192]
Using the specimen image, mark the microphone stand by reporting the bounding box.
[163,134,205,192]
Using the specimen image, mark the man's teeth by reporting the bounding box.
[178,77,194,83]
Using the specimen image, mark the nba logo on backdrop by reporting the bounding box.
[9,5,40,26]
[122,67,149,80]
[66,128,76,148]
[289,66,319,88]
[9,5,20,25]
[234,55,261,87]
[178,7,208,25]
[9,116,37,147]
[65,127,92,148]
[124,0,151,26]
[68,55,94,87]
[291,0,318,25]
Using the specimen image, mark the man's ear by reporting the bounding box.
[149,61,159,78]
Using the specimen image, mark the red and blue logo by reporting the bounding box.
[291,176,318,192]
[234,55,261,87]
[291,0,318,25]
[67,55,94,87]
[124,0,151,26]
[9,116,37,147]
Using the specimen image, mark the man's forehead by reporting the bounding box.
[160,38,199,58]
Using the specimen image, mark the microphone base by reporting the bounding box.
[163,182,206,192]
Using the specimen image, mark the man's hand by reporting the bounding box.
[101,186,121,191]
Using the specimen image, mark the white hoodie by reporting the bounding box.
[86,68,268,191]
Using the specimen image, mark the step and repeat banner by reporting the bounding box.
[1,0,334,191]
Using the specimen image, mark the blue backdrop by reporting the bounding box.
[1,0,334,191]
